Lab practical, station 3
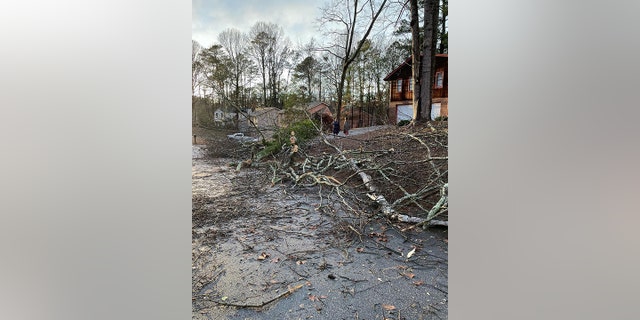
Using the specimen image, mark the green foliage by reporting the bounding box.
[282,119,318,141]
[435,116,448,121]
[398,119,411,127]
[256,119,319,160]
[281,92,306,111]
[257,141,282,160]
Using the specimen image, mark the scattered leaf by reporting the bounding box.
[257,252,270,260]
[413,280,424,286]
[404,272,415,279]
[221,296,228,301]
[309,295,317,301]
[382,304,396,311]
[406,247,416,259]
[356,247,364,253]
[296,260,306,265]
[270,257,280,263]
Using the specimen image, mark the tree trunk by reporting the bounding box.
[439,0,448,54]
[410,0,422,121]
[335,66,347,123]
[420,0,439,120]
[262,63,267,107]
[192,99,196,125]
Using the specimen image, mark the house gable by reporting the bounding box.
[306,102,333,118]
[384,54,448,122]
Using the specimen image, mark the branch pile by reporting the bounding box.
[264,122,448,228]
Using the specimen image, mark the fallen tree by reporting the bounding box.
[258,114,448,228]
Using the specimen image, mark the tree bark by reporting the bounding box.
[420,0,439,120]
[410,0,422,121]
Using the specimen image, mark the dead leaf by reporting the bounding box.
[296,260,306,265]
[221,296,228,301]
[404,272,415,279]
[382,304,396,311]
[270,257,280,263]
[356,247,364,253]
[406,247,416,258]
[309,295,317,302]
[257,252,270,260]
[413,280,424,286]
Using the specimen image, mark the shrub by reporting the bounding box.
[256,119,319,160]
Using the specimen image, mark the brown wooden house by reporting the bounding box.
[383,54,448,123]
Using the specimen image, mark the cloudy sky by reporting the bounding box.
[192,0,329,48]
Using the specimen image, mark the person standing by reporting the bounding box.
[332,119,340,137]
[343,118,350,135]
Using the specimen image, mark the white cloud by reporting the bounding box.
[192,0,323,48]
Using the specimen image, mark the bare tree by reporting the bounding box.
[266,27,291,109]
[218,28,253,108]
[318,0,390,122]
[248,22,273,108]
[192,40,204,124]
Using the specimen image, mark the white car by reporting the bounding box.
[226,132,258,143]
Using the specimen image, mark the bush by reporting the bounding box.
[256,119,319,160]
[434,116,448,121]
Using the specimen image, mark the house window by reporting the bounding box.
[435,72,444,88]
[396,79,403,92]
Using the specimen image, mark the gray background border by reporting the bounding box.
[1,0,639,319]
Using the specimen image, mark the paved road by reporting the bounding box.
[326,124,391,139]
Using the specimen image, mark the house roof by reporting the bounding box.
[306,102,333,117]
[383,54,448,81]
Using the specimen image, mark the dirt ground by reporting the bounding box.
[192,123,448,319]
